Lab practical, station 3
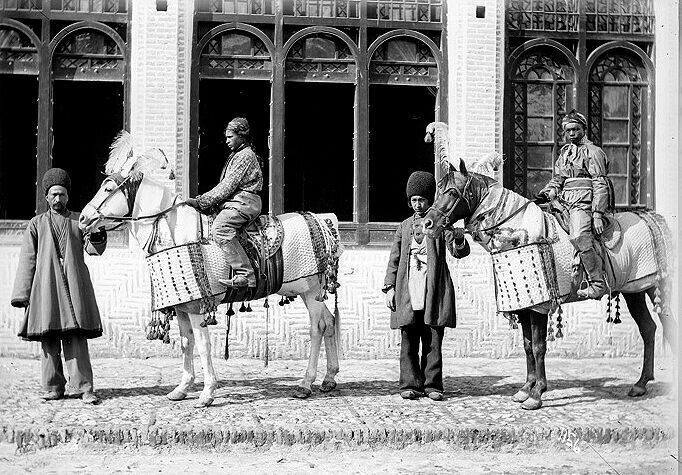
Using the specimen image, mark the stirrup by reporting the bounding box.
[219,275,249,288]
[577,282,606,300]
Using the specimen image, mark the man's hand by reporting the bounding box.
[533,192,550,204]
[184,198,200,210]
[385,288,396,312]
[593,216,604,235]
[452,227,465,245]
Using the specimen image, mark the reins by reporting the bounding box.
[476,200,533,234]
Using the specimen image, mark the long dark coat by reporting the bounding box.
[11,211,107,341]
[384,217,470,329]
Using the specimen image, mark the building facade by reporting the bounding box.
[0,0,678,360]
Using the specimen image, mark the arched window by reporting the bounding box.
[509,48,575,198]
[588,50,649,206]
[200,31,272,79]
[370,37,437,86]
[285,33,355,81]
[53,29,124,81]
[0,26,38,74]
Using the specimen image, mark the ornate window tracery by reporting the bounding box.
[198,0,274,15]
[53,30,124,81]
[366,0,442,23]
[370,38,437,86]
[286,33,355,82]
[49,0,127,13]
[0,0,41,11]
[510,48,574,198]
[585,0,654,34]
[588,51,648,206]
[200,31,272,79]
[0,26,38,75]
[507,0,579,32]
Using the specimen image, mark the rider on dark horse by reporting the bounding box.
[186,117,262,288]
[535,110,614,300]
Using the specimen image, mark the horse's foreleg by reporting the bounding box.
[293,293,325,399]
[623,291,656,397]
[167,310,195,401]
[512,311,536,403]
[521,311,547,410]
[646,287,678,354]
[188,313,218,407]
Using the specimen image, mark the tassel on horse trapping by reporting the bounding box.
[239,302,247,312]
[246,302,252,312]
[613,294,622,324]
[279,296,286,306]
[606,296,613,323]
[226,303,235,317]
[547,314,555,342]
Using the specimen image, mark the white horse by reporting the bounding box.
[78,137,341,406]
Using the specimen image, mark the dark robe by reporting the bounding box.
[384,217,470,329]
[11,211,106,341]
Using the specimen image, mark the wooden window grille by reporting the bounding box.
[366,0,442,22]
[0,26,38,75]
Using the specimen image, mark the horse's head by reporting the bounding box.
[78,130,173,234]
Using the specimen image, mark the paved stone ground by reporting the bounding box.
[0,356,676,451]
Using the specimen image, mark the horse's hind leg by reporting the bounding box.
[167,309,195,401]
[622,291,656,397]
[521,311,548,410]
[512,311,536,403]
[646,286,678,353]
[320,301,340,393]
[188,313,218,407]
[292,292,325,399]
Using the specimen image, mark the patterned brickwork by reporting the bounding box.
[0,243,669,360]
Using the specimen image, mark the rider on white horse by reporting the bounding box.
[185,117,262,288]
[535,110,614,300]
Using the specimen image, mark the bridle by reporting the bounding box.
[86,172,183,232]
[427,173,472,230]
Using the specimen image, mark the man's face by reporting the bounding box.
[410,195,430,217]
[225,130,244,150]
[563,123,585,144]
[46,185,69,212]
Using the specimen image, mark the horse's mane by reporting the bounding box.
[470,152,503,179]
[104,130,173,178]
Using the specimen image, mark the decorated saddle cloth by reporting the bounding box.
[146,214,285,311]
[481,188,662,312]
[146,211,340,312]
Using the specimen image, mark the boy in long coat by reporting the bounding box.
[383,171,470,400]
[11,168,107,403]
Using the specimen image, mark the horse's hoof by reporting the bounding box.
[195,396,214,408]
[511,390,531,403]
[628,385,647,397]
[166,389,187,401]
[521,397,543,410]
[319,380,337,393]
[292,387,312,399]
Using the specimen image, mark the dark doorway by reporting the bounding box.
[369,85,435,222]
[198,79,270,213]
[0,75,38,219]
[52,80,124,212]
[284,82,354,221]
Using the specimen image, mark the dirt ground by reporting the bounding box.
[0,443,677,474]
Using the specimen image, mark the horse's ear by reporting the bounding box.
[459,160,468,175]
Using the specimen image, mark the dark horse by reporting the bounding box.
[422,122,677,410]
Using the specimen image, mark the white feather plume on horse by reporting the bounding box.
[105,130,172,178]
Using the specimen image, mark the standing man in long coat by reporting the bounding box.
[382,171,470,400]
[11,168,107,403]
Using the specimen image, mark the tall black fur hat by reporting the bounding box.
[42,168,71,195]
[406,171,436,201]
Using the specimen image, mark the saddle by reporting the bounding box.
[224,215,285,304]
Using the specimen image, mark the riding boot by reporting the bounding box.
[218,240,256,288]
[573,235,607,300]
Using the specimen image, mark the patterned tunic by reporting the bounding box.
[540,136,612,215]
[196,144,263,212]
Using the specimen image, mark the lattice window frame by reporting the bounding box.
[285,33,355,80]
[0,26,38,74]
[200,30,273,78]
[369,38,437,84]
[52,29,124,80]
[510,49,575,198]
[588,52,648,207]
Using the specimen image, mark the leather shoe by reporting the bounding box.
[427,391,444,401]
[400,390,422,400]
[41,390,64,401]
[82,392,100,404]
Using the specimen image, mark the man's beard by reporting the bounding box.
[51,202,66,212]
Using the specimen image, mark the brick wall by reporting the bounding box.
[447,0,505,173]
